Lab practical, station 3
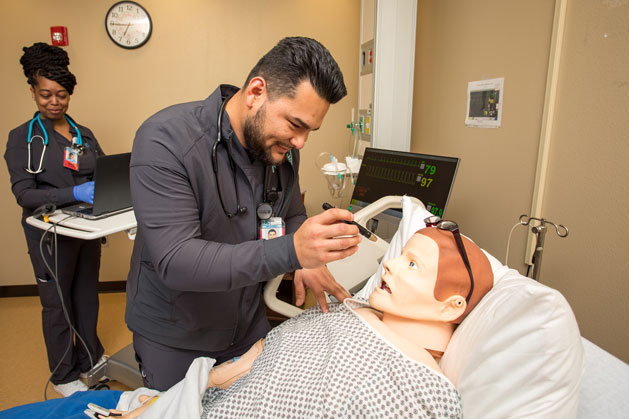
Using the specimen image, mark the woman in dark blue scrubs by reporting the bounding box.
[4,43,107,397]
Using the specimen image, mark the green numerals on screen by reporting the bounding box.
[416,174,433,188]
[427,204,443,217]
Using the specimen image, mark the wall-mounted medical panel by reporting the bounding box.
[360,39,374,76]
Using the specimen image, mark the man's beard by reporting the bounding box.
[243,104,288,166]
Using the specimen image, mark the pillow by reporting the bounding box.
[441,265,584,418]
[355,196,585,418]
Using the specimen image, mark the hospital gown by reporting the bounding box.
[201,299,462,418]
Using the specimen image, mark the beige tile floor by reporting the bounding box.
[0,285,298,412]
[0,292,132,411]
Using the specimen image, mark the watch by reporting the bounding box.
[105,1,152,49]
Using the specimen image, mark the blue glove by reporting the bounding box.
[73,181,95,204]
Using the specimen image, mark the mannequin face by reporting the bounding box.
[369,233,466,322]
[242,79,329,165]
[31,76,70,120]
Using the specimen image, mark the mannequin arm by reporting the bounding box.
[208,338,265,389]
[108,339,266,418]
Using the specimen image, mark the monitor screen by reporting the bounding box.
[349,148,459,219]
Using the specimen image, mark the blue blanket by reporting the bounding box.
[0,390,121,419]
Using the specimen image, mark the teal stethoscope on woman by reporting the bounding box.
[25,111,84,174]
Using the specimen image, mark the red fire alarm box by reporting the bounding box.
[50,26,69,46]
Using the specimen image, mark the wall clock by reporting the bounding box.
[105,1,152,49]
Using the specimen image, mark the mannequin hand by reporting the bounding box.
[294,266,350,313]
[73,181,94,204]
[108,395,157,418]
[293,208,361,269]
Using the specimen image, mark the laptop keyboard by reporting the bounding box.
[77,207,94,215]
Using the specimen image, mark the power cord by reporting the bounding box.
[37,212,95,400]
[504,221,522,266]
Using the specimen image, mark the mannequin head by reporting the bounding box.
[369,226,493,325]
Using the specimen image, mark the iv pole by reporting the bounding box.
[519,215,568,281]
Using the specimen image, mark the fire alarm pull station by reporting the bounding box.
[50,26,69,46]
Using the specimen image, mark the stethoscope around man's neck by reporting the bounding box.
[211,93,293,220]
[25,111,83,174]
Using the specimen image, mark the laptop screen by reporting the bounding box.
[349,148,459,219]
[92,152,132,216]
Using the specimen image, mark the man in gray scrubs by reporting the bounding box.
[125,37,361,390]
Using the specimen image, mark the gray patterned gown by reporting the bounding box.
[200,299,461,418]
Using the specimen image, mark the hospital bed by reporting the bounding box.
[265,195,629,418]
[5,197,626,418]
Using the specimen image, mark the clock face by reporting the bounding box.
[105,1,152,49]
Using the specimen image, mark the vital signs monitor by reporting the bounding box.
[349,148,459,223]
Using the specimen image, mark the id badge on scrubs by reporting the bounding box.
[260,217,285,240]
[63,146,79,171]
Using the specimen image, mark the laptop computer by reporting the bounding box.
[61,152,132,220]
[349,147,460,223]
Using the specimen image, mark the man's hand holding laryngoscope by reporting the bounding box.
[292,207,360,312]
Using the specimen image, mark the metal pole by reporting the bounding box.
[530,222,547,281]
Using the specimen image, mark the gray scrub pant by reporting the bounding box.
[22,220,104,385]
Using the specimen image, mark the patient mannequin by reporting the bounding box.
[112,225,494,418]
[355,227,493,372]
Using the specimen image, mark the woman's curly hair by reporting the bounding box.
[20,42,77,94]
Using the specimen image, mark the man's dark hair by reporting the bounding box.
[20,42,77,94]
[244,37,347,104]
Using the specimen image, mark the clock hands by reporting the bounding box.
[106,2,151,49]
